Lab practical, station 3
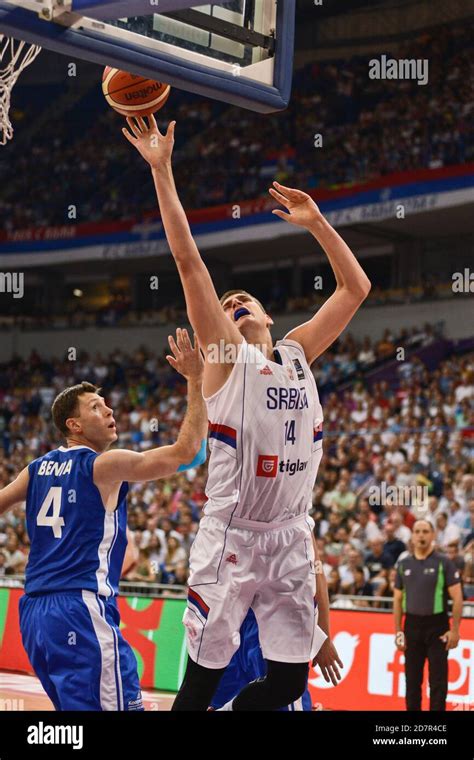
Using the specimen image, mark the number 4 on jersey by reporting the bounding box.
[37,487,65,538]
[284,420,296,445]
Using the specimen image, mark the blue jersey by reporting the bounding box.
[25,445,128,597]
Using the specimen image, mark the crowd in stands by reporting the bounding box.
[0,278,466,332]
[0,23,472,231]
[0,322,472,605]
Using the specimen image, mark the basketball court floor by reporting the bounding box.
[0,672,176,711]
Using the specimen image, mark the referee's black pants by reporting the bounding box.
[404,612,449,711]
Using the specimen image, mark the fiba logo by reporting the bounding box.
[256,455,278,478]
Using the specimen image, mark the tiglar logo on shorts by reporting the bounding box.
[256,455,309,478]
[226,553,238,565]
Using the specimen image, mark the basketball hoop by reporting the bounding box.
[0,34,41,145]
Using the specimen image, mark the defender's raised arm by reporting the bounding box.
[93,328,207,485]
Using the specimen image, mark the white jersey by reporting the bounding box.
[204,338,323,524]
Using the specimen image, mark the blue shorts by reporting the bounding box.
[19,590,143,711]
[210,609,312,711]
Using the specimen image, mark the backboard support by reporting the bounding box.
[0,0,295,112]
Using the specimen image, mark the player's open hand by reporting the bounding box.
[269,182,322,228]
[312,638,343,687]
[122,114,175,168]
[166,328,204,382]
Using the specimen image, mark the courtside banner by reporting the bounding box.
[1,588,473,708]
[0,163,472,267]
[309,611,474,711]
[0,589,187,692]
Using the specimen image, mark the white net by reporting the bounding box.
[0,34,42,145]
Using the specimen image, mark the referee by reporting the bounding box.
[393,519,463,711]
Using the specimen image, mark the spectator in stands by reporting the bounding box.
[159,517,182,544]
[350,507,382,550]
[357,337,376,368]
[326,476,357,517]
[327,568,341,603]
[377,567,398,609]
[446,541,465,575]
[0,551,7,577]
[391,511,412,545]
[426,496,442,526]
[146,534,166,570]
[462,541,474,600]
[446,499,469,532]
[315,538,333,581]
[376,331,394,359]
[383,521,406,566]
[320,508,343,541]
[339,548,369,589]
[462,501,474,547]
[347,567,374,608]
[435,512,461,550]
[325,525,352,563]
[126,547,157,583]
[4,535,26,574]
[161,536,187,583]
[177,516,196,558]
[365,538,393,591]
[173,562,190,587]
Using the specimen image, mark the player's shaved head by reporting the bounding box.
[220,290,266,314]
[52,381,101,437]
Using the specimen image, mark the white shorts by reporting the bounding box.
[183,512,327,669]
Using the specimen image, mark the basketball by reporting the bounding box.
[102,67,171,117]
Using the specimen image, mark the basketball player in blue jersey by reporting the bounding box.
[124,117,369,711]
[0,328,207,711]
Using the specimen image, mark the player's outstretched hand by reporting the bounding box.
[269,181,322,228]
[166,328,204,382]
[312,638,343,687]
[122,114,175,168]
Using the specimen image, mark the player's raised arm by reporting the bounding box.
[0,467,29,516]
[122,116,242,355]
[269,182,371,366]
[94,329,208,485]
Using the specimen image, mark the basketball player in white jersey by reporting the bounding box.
[124,117,370,710]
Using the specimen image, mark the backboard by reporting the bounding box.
[0,0,295,112]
